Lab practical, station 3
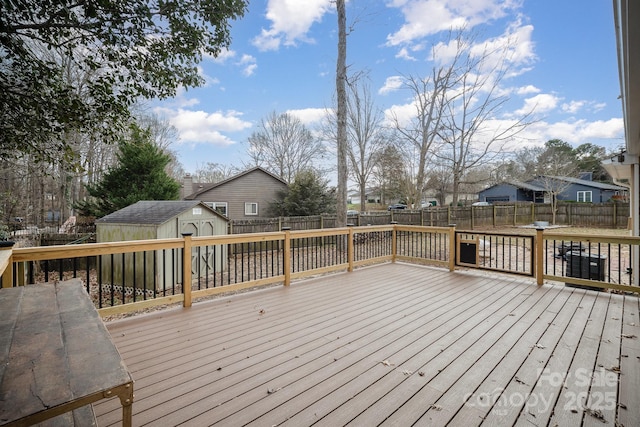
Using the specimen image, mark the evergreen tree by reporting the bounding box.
[75,125,180,217]
[270,170,336,217]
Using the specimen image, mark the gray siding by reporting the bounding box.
[479,184,519,202]
[192,169,288,219]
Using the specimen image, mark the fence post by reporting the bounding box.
[492,204,496,227]
[283,227,291,286]
[531,203,535,224]
[182,233,193,307]
[448,224,456,272]
[535,228,544,285]
[471,206,475,230]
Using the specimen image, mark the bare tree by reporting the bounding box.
[193,163,239,183]
[335,0,348,226]
[532,142,579,224]
[389,59,460,207]
[346,77,388,210]
[370,145,406,206]
[434,34,533,205]
[246,111,325,184]
[322,74,388,211]
[425,161,453,206]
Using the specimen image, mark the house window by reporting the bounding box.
[577,191,592,203]
[205,202,228,216]
[245,202,258,216]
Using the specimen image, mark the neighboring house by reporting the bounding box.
[478,181,546,204]
[96,200,229,290]
[348,188,382,205]
[183,167,289,220]
[478,175,628,204]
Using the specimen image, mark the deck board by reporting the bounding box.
[93,262,640,427]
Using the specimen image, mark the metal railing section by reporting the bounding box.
[455,231,535,276]
[395,225,452,268]
[541,231,637,291]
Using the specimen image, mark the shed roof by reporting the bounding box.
[96,201,226,225]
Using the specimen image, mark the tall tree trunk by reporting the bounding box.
[335,0,348,227]
[359,181,366,211]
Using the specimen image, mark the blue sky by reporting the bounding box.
[153,0,624,175]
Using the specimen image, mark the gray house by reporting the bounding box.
[183,167,288,220]
[96,200,229,292]
[478,175,627,204]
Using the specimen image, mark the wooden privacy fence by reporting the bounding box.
[230,202,630,234]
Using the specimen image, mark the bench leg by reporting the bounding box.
[118,383,134,427]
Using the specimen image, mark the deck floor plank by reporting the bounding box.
[237,277,528,427]
[550,293,617,427]
[510,290,598,426]
[618,295,640,427]
[280,276,536,427]
[90,263,640,427]
[167,273,500,426]
[378,283,587,426]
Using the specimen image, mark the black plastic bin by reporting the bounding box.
[565,251,606,291]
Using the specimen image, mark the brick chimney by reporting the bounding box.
[181,174,194,199]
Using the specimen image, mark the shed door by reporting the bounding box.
[180,219,220,237]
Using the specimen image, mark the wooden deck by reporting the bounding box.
[93,263,640,427]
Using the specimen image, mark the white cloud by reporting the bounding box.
[386,0,522,46]
[395,47,417,61]
[383,102,417,128]
[516,85,540,95]
[154,108,253,146]
[237,54,257,76]
[512,118,624,149]
[252,0,333,51]
[379,76,404,95]
[242,63,258,77]
[561,100,586,114]
[515,93,561,116]
[469,21,536,73]
[286,108,328,125]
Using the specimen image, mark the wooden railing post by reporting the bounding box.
[1,247,14,288]
[283,227,291,286]
[535,228,544,285]
[391,222,397,262]
[182,233,193,307]
[347,226,354,272]
[448,224,456,272]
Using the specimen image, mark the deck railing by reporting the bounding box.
[1,225,639,316]
[455,231,535,276]
[539,230,638,292]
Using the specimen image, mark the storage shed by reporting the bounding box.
[96,201,229,293]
